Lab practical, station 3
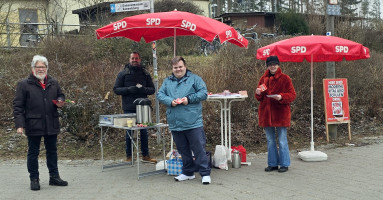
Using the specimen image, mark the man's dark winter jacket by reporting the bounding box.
[13,74,65,136]
[113,64,155,112]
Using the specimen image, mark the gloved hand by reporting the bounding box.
[137,87,146,94]
[127,86,138,93]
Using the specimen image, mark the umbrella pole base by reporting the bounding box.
[298,150,328,162]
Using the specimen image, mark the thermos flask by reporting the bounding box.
[232,150,241,168]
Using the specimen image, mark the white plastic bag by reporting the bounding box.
[213,145,229,170]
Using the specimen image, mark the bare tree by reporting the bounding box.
[361,0,369,18]
[370,0,381,20]
[340,0,362,17]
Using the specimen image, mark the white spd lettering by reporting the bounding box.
[291,46,306,53]
[335,46,349,53]
[263,49,270,56]
[181,20,196,31]
[226,30,232,38]
[146,18,161,25]
[237,34,243,41]
[113,21,127,31]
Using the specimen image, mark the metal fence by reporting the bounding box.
[0,18,98,49]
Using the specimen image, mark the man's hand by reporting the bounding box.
[56,100,65,108]
[127,86,138,93]
[181,97,188,105]
[17,127,24,135]
[171,99,178,107]
[137,87,146,94]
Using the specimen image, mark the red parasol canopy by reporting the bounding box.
[96,10,248,48]
[256,35,369,62]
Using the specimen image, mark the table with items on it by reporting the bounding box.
[98,113,168,179]
[207,90,250,165]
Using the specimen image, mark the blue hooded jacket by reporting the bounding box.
[157,70,207,131]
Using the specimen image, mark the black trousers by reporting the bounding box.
[27,134,59,180]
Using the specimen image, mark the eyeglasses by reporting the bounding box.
[35,66,47,69]
[267,64,278,67]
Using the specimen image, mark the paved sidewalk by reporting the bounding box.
[1,142,383,200]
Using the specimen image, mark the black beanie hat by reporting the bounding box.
[266,56,280,67]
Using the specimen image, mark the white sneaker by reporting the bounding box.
[202,176,211,185]
[174,174,195,182]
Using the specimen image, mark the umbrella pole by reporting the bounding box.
[310,56,314,151]
[298,54,328,162]
[174,28,176,57]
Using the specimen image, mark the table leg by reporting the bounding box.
[162,129,166,170]
[126,130,134,165]
[100,127,104,171]
[228,100,232,153]
[136,130,140,180]
[224,99,228,149]
[219,102,224,146]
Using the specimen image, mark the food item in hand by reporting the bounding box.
[175,98,183,104]
[65,99,75,104]
[259,84,267,92]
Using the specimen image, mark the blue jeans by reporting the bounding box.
[171,127,210,177]
[27,135,59,180]
[265,127,290,167]
[125,111,149,157]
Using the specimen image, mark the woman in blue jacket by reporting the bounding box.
[157,56,211,185]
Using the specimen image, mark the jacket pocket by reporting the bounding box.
[179,109,199,126]
[53,112,60,129]
[25,114,43,132]
[166,109,175,125]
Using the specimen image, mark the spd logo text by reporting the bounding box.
[291,46,306,53]
[335,46,349,53]
[181,20,196,31]
[113,21,127,31]
[146,18,161,25]
[263,49,270,56]
[226,30,232,38]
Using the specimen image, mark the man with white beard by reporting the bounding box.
[13,55,68,190]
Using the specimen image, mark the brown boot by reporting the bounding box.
[142,156,157,163]
[125,156,132,162]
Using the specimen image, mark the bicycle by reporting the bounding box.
[19,22,55,47]
[202,38,221,56]
[194,38,221,56]
[236,24,258,42]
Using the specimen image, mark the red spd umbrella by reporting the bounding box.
[256,35,369,62]
[256,35,370,161]
[96,10,248,126]
[96,10,248,48]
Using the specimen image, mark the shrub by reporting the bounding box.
[1,28,383,152]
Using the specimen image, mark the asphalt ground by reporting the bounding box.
[1,141,383,200]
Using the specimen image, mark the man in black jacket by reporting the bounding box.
[13,55,68,190]
[113,52,157,163]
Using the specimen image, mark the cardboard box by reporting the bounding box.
[113,117,136,126]
[99,113,136,125]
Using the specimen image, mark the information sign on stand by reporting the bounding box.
[323,79,351,142]
[110,1,150,13]
[327,4,341,16]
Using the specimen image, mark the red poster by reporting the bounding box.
[323,79,350,123]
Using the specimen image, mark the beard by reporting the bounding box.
[33,69,47,81]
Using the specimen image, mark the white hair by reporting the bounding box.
[31,55,48,68]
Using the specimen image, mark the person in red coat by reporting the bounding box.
[255,56,296,173]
